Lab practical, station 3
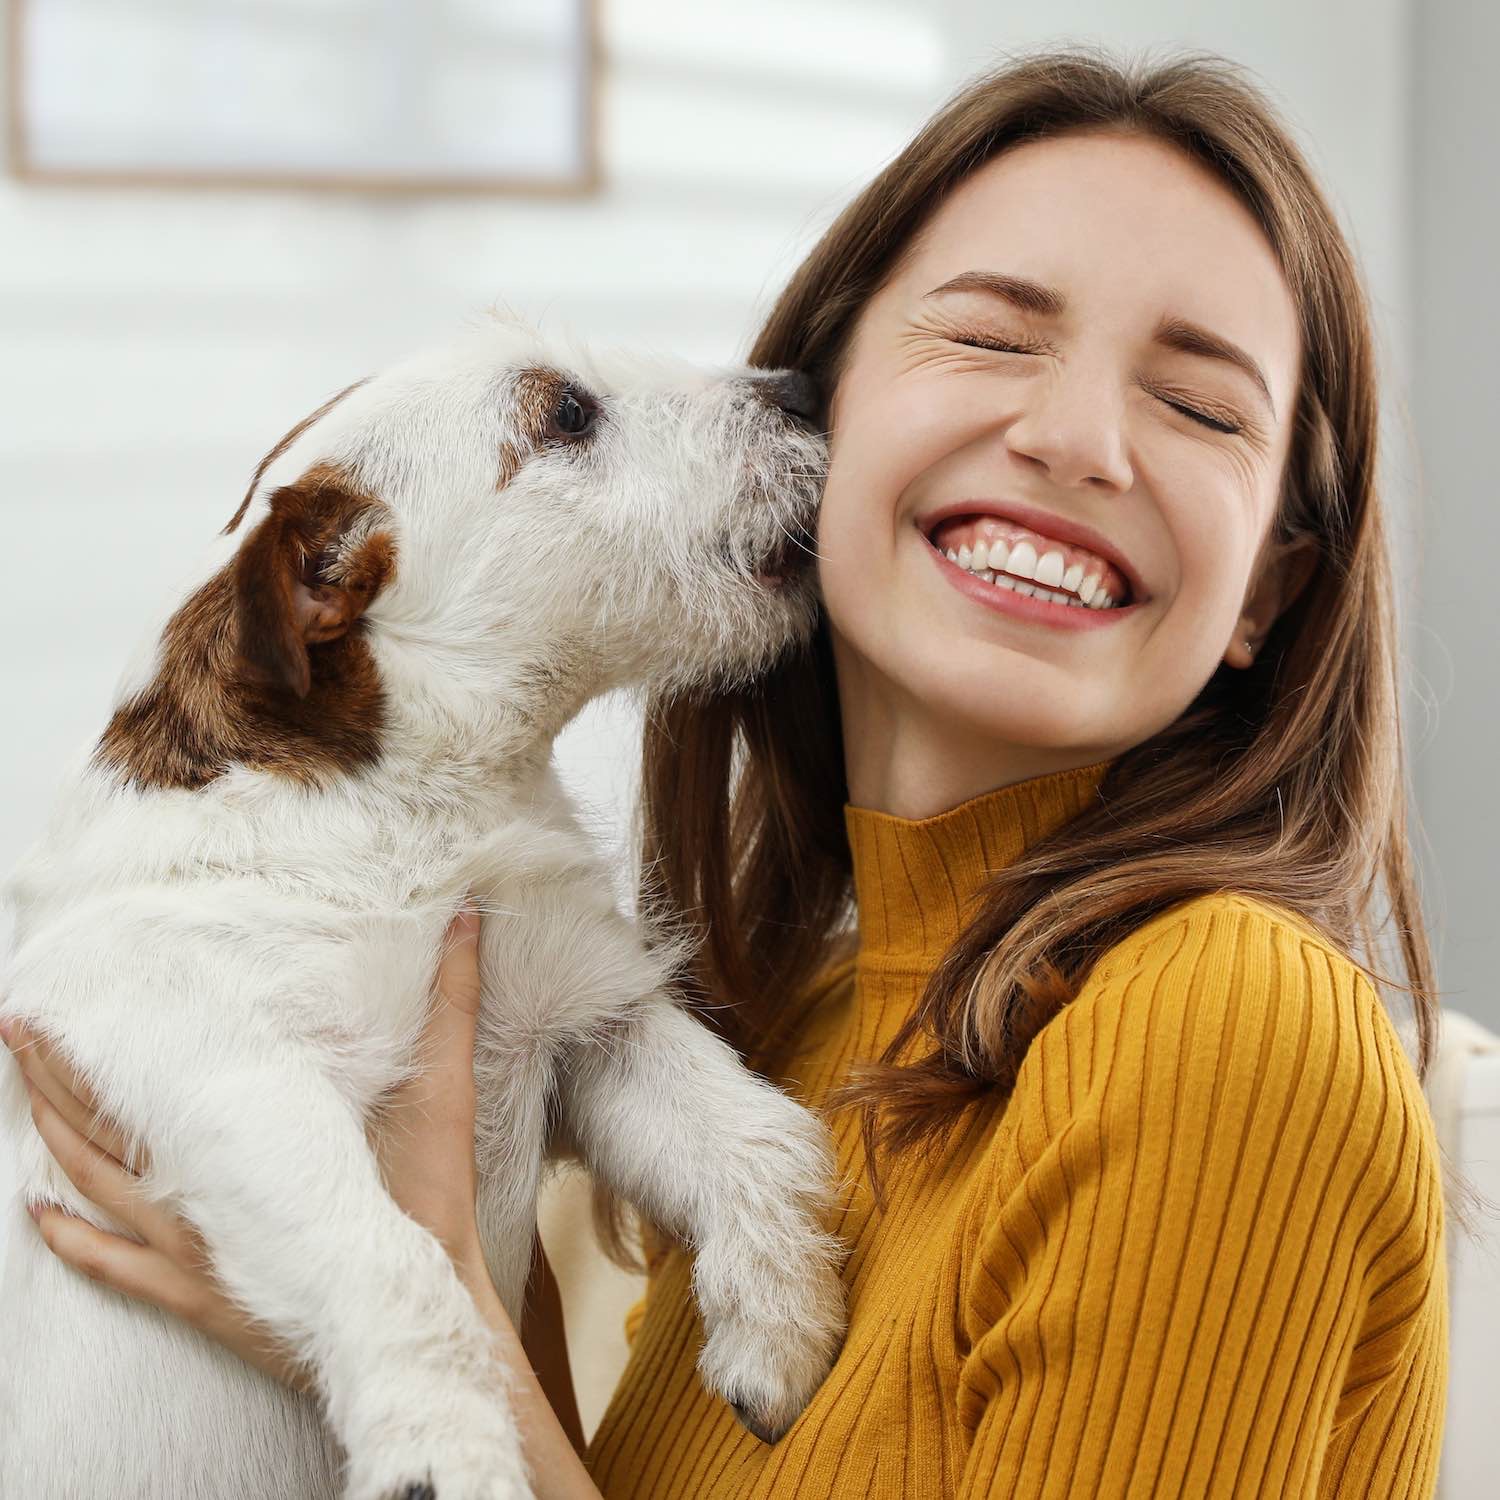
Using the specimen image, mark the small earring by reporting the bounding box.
[1245,639,1255,656]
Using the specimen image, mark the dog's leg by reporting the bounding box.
[470,1036,552,1329]
[557,992,848,1443]
[13,1014,533,1500]
[187,1064,536,1500]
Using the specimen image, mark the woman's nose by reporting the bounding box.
[1002,371,1133,492]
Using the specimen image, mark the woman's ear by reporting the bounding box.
[231,465,395,700]
[1227,533,1319,668]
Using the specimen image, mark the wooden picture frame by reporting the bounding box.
[5,0,600,195]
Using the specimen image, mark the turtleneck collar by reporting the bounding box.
[842,758,1115,971]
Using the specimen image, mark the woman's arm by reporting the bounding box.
[0,911,604,1500]
[519,1233,588,1458]
[953,903,1447,1497]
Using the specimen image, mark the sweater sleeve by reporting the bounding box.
[954,898,1447,1499]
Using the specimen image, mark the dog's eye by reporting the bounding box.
[547,386,598,441]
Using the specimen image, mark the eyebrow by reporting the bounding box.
[922,269,1276,417]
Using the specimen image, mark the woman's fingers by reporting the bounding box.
[368,907,485,1264]
[1,1019,142,1169]
[0,1027,317,1396]
[434,907,483,1024]
[410,908,482,1116]
[24,1079,192,1261]
[31,1197,313,1394]
[30,1201,205,1322]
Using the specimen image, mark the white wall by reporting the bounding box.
[1409,0,1500,1034]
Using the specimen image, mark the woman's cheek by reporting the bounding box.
[1151,554,1246,699]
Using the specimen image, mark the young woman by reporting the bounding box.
[1,45,1449,1500]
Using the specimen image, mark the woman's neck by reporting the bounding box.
[834,642,1127,819]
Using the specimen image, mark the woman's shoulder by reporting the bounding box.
[1046,890,1441,1203]
[1087,888,1350,975]
[1078,889,1388,1036]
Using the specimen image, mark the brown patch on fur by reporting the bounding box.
[496,439,524,492]
[515,367,564,438]
[495,367,568,489]
[96,464,396,791]
[222,377,371,536]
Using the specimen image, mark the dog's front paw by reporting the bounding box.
[366,1470,527,1500]
[352,1439,532,1500]
[697,1252,848,1444]
[376,1481,518,1500]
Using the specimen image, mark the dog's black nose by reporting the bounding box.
[756,371,822,428]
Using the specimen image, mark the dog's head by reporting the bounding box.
[230,314,827,704]
[98,314,828,790]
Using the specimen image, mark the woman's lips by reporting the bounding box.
[927,514,1131,604]
[916,497,1148,606]
[921,527,1144,629]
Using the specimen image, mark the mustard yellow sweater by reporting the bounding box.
[584,760,1448,1498]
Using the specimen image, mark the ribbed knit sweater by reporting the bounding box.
[583,759,1448,1498]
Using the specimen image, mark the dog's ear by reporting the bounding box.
[231,465,395,700]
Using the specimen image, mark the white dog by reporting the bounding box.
[0,314,847,1500]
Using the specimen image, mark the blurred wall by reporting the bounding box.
[1409,0,1500,1033]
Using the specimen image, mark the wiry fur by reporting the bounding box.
[0,313,846,1500]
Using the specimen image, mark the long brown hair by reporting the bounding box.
[595,45,1454,1266]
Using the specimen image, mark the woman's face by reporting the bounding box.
[818,128,1311,810]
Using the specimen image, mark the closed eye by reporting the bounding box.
[951,333,1052,358]
[1151,391,1243,435]
[949,334,1244,436]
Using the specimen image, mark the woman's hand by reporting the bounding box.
[0,908,505,1396]
[368,908,488,1268]
[0,1012,315,1392]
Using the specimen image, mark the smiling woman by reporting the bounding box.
[807,122,1320,805]
[582,43,1451,1500]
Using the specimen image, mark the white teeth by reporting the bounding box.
[986,571,1102,608]
[1006,540,1038,581]
[1035,549,1066,588]
[940,529,1122,609]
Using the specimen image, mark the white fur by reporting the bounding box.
[0,313,846,1500]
